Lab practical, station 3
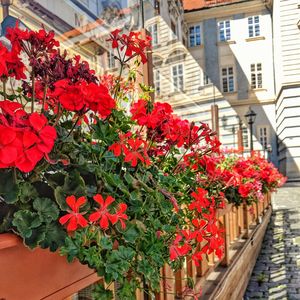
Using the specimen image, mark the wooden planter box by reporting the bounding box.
[0,233,99,300]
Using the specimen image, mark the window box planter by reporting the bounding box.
[0,233,99,300]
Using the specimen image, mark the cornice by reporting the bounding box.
[184,0,266,22]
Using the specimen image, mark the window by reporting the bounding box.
[148,23,158,46]
[242,127,249,148]
[203,73,212,85]
[221,67,234,92]
[218,20,231,41]
[154,70,160,95]
[189,25,201,47]
[258,126,269,149]
[172,64,184,92]
[248,16,260,37]
[250,63,262,89]
[107,51,115,69]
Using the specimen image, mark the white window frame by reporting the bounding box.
[221,66,235,93]
[107,50,116,69]
[154,69,161,95]
[188,24,201,47]
[218,20,231,42]
[250,63,262,89]
[257,126,269,149]
[171,64,184,92]
[242,127,249,148]
[148,23,159,46]
[248,16,260,37]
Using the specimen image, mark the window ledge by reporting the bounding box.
[217,40,236,46]
[250,88,267,92]
[168,90,185,96]
[188,44,204,49]
[245,36,265,42]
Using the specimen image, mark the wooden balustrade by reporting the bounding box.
[69,193,272,300]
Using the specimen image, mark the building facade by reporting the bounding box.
[273,0,300,180]
[2,0,299,177]
[183,0,277,162]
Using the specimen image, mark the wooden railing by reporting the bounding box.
[69,193,272,300]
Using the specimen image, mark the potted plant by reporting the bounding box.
[0,25,285,299]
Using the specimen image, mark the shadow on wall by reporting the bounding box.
[145,11,278,164]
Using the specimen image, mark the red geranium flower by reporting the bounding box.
[59,195,88,231]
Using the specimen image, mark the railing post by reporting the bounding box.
[221,213,231,266]
[244,203,250,238]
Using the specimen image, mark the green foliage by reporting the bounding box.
[0,170,19,203]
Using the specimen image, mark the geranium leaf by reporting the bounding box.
[24,225,46,249]
[123,224,139,244]
[12,210,41,238]
[39,223,67,251]
[99,236,113,250]
[33,197,59,223]
[92,283,113,300]
[0,170,19,204]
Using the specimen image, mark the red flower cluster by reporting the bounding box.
[59,194,128,231]
[0,101,56,172]
[107,29,151,64]
[6,26,59,56]
[170,188,224,265]
[109,133,151,167]
[130,99,219,155]
[52,79,116,117]
[0,41,26,80]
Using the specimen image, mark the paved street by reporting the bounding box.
[244,186,300,299]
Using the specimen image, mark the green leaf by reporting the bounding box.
[12,210,41,238]
[0,170,19,203]
[54,172,87,210]
[100,236,113,250]
[123,224,140,244]
[24,225,46,249]
[33,198,59,223]
[19,182,38,203]
[92,283,113,300]
[39,223,66,251]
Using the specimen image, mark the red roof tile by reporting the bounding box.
[183,0,245,11]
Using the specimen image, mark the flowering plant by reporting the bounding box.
[0,25,285,299]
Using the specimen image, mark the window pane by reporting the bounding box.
[257,63,262,71]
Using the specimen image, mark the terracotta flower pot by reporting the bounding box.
[0,233,99,300]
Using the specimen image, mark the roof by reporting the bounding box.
[183,0,248,12]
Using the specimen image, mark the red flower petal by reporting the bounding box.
[29,112,47,131]
[66,195,77,211]
[99,215,109,230]
[23,131,38,148]
[59,214,72,225]
[89,211,101,223]
[67,217,78,231]
[0,146,17,164]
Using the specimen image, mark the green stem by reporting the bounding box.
[42,84,48,113]
[31,71,35,113]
